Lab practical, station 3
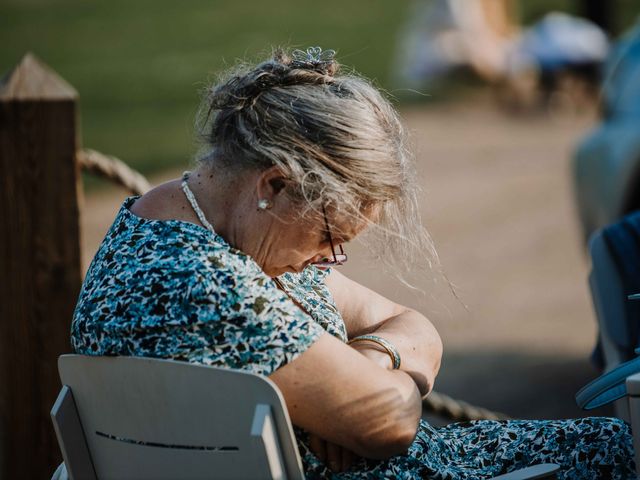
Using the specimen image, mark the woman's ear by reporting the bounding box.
[256,166,288,200]
[269,176,287,195]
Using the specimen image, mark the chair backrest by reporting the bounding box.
[589,228,630,368]
[51,354,305,480]
[589,212,640,367]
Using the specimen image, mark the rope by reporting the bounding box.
[78,148,151,195]
[77,147,512,424]
[423,391,511,422]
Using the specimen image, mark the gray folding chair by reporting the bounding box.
[51,355,304,480]
[51,355,559,480]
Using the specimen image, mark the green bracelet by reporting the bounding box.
[347,334,401,369]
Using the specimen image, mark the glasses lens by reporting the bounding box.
[333,253,348,263]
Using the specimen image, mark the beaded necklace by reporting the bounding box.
[181,171,215,233]
[180,171,293,297]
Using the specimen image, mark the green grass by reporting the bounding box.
[2,0,639,179]
[0,0,409,178]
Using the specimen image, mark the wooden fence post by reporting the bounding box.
[0,53,83,478]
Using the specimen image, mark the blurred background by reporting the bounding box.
[3,0,640,455]
[1,0,637,178]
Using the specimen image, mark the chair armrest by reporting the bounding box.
[51,463,69,480]
[490,463,560,480]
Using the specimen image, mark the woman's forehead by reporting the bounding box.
[330,202,380,239]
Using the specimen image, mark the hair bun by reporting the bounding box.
[281,46,339,77]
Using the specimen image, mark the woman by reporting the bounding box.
[72,47,635,478]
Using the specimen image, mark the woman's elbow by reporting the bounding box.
[352,418,419,460]
[414,333,443,397]
[387,419,420,455]
[431,324,444,370]
[425,329,444,394]
[351,372,422,459]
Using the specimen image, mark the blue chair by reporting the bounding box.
[588,210,640,419]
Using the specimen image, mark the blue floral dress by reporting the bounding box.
[72,196,637,479]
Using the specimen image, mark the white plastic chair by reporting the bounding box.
[51,355,303,480]
[51,355,559,479]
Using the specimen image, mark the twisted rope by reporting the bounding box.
[78,148,151,195]
[77,148,511,423]
[424,391,511,422]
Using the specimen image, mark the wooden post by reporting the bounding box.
[0,53,83,479]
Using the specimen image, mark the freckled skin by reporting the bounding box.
[131,163,371,278]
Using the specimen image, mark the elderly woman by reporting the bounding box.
[72,48,635,479]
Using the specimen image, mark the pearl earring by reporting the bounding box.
[257,199,272,210]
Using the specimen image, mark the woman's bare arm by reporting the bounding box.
[325,269,443,396]
[268,331,422,460]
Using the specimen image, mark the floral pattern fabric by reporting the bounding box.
[72,196,636,479]
[71,196,324,376]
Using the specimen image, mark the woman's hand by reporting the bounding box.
[308,432,360,472]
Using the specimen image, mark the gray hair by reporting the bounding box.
[194,47,439,284]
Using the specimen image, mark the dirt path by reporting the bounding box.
[81,94,607,420]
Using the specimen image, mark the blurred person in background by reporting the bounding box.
[393,0,519,87]
[574,19,640,242]
[394,0,609,112]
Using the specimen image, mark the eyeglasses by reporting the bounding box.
[311,204,348,267]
